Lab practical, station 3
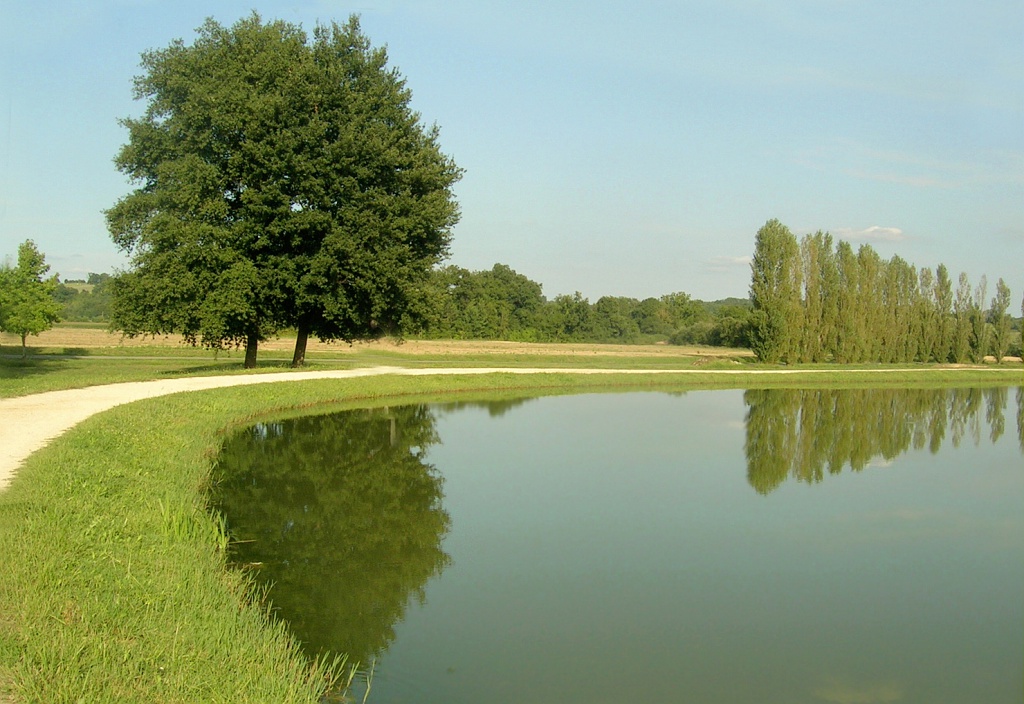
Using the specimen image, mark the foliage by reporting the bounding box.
[0,241,62,356]
[413,263,742,346]
[107,14,461,368]
[989,278,1012,363]
[417,264,545,341]
[749,219,802,362]
[54,273,113,322]
[746,219,1014,364]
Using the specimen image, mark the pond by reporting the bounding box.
[213,386,1024,703]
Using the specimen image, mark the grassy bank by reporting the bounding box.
[0,351,1020,702]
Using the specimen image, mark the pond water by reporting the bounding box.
[213,386,1024,704]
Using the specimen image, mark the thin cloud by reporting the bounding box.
[834,226,906,243]
[707,255,753,272]
[797,140,1024,191]
[843,168,952,189]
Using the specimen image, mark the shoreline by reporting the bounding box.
[2,365,1020,491]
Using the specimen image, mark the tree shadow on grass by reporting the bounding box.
[0,353,72,384]
[157,360,302,376]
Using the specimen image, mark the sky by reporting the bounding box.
[1,0,1022,303]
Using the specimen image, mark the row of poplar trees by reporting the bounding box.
[749,219,1017,364]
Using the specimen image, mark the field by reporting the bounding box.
[1,325,751,358]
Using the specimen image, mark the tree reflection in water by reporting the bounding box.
[212,405,450,666]
[744,386,1022,495]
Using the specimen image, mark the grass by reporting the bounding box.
[0,334,1020,702]
[0,354,352,398]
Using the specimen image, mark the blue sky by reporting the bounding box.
[1,0,1022,302]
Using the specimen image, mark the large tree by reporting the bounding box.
[0,241,62,357]
[107,14,461,368]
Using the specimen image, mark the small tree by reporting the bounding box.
[0,241,62,357]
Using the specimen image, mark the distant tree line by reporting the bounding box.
[749,219,1021,364]
[54,273,113,323]
[46,259,754,346]
[409,263,752,346]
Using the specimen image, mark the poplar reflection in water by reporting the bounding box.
[212,405,451,665]
[745,386,1020,494]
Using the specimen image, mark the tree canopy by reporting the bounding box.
[107,14,462,367]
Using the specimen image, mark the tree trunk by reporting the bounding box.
[244,334,258,369]
[291,325,309,368]
[21,334,27,359]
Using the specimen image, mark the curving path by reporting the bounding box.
[1,365,1015,490]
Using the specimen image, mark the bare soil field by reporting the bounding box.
[1,327,753,359]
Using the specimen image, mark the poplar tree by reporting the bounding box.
[952,273,973,363]
[834,241,860,363]
[989,278,1012,363]
[916,267,937,362]
[856,246,884,362]
[799,232,826,362]
[968,276,990,363]
[749,219,801,363]
[819,234,840,361]
[932,264,954,363]
[891,256,919,362]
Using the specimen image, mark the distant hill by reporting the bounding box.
[700,297,751,315]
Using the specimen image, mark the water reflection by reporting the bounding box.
[744,386,1021,495]
[213,387,1023,702]
[212,405,450,664]
[1018,386,1023,453]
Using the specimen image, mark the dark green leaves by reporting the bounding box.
[108,14,462,366]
